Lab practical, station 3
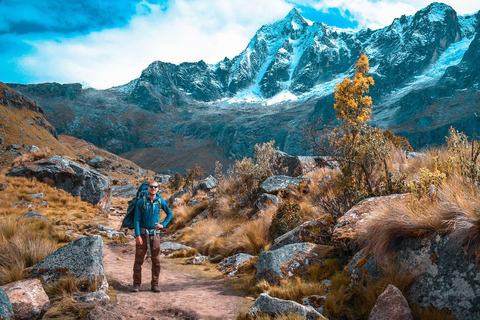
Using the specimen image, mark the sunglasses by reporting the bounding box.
[149,185,158,189]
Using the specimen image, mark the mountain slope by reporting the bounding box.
[7,2,480,171]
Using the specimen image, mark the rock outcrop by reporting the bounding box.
[271,214,334,250]
[260,175,309,194]
[24,235,108,292]
[0,287,14,320]
[8,156,111,210]
[1,279,49,320]
[255,193,281,210]
[247,293,325,319]
[217,253,255,276]
[369,284,412,320]
[256,243,335,284]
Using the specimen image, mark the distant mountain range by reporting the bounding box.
[7,2,480,173]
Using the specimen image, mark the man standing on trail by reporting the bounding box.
[133,181,173,292]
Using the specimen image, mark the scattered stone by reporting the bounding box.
[275,150,333,176]
[1,278,49,320]
[332,194,411,246]
[89,225,126,239]
[271,214,334,250]
[247,293,325,319]
[8,156,112,210]
[0,287,14,320]
[76,291,110,304]
[188,208,210,226]
[255,193,281,210]
[7,144,21,151]
[186,255,208,265]
[17,211,50,223]
[13,202,36,209]
[24,235,108,292]
[302,295,326,315]
[406,151,425,160]
[194,175,217,194]
[256,243,335,284]
[88,156,106,169]
[260,175,309,194]
[87,306,124,320]
[112,181,136,198]
[217,253,255,276]
[0,183,7,191]
[29,193,43,199]
[160,242,194,256]
[155,174,171,184]
[369,284,412,320]
[29,145,40,152]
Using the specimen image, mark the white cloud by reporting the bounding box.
[19,0,293,89]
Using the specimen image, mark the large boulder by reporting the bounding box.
[260,175,309,194]
[87,156,106,169]
[256,243,335,284]
[247,293,326,319]
[369,284,412,320]
[160,242,195,257]
[332,194,411,246]
[7,156,111,210]
[395,233,480,320]
[1,279,49,320]
[111,181,136,198]
[24,235,108,292]
[275,150,332,176]
[271,214,334,250]
[0,287,14,320]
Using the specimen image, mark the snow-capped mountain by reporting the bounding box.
[7,2,480,172]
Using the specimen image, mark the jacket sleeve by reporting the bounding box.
[134,198,143,237]
[160,198,173,227]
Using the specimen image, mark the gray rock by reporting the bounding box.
[13,202,35,209]
[160,242,194,256]
[346,249,380,282]
[0,287,14,320]
[76,291,110,304]
[369,284,412,320]
[271,214,334,250]
[29,193,43,199]
[18,211,50,223]
[24,235,108,292]
[1,278,49,320]
[0,183,7,191]
[255,193,281,210]
[91,225,126,239]
[155,174,171,184]
[7,144,21,150]
[395,233,480,320]
[260,175,309,194]
[8,156,112,210]
[302,295,326,315]
[111,182,136,198]
[256,243,335,284]
[186,255,208,265]
[88,156,106,169]
[188,208,210,226]
[247,293,325,319]
[217,253,254,276]
[29,145,40,152]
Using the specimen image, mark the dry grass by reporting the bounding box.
[256,277,326,303]
[358,197,444,257]
[42,294,92,319]
[44,275,78,297]
[0,216,59,285]
[410,304,456,320]
[169,248,199,258]
[169,200,210,231]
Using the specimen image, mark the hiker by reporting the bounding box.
[133,181,172,292]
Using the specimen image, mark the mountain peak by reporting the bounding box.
[283,8,308,26]
[416,2,456,22]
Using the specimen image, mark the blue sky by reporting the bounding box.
[0,0,478,89]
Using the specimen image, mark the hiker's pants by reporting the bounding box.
[133,233,161,286]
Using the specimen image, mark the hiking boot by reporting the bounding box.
[151,285,161,293]
[133,284,140,292]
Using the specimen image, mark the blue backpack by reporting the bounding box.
[121,182,161,229]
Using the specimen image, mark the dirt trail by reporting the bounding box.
[101,207,245,320]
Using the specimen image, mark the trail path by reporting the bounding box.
[100,206,245,320]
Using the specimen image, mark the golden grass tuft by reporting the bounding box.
[169,201,210,231]
[357,197,444,258]
[256,277,326,303]
[44,275,78,297]
[12,147,56,167]
[169,248,199,258]
[42,294,92,319]
[224,214,273,255]
[410,304,456,320]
